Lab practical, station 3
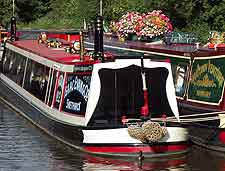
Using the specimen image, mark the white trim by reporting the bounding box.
[85,59,179,125]
[5,43,74,72]
[0,73,86,126]
[82,127,188,144]
[194,54,225,60]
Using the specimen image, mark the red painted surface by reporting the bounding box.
[208,43,225,49]
[84,144,189,153]
[10,40,90,65]
[48,33,80,42]
[219,131,225,144]
[141,90,149,117]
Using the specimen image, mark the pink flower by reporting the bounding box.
[110,10,173,39]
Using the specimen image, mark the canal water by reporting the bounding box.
[0,100,225,171]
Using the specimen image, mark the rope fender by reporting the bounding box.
[128,121,167,143]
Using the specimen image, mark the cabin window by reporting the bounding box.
[174,65,188,97]
[16,54,26,86]
[2,48,15,75]
[2,49,26,86]
[2,48,50,102]
[61,73,92,115]
[23,59,50,101]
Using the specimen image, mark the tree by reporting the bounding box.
[16,0,51,23]
[0,0,13,27]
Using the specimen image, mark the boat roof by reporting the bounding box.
[7,39,90,65]
[103,37,225,58]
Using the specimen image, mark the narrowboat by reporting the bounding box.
[0,30,189,157]
[94,31,225,152]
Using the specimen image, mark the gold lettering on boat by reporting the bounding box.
[196,90,211,97]
[191,61,224,88]
[193,74,216,87]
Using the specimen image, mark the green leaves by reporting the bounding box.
[0,0,225,43]
[0,0,13,27]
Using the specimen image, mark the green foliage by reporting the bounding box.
[0,0,13,27]
[2,0,225,42]
[103,0,129,21]
[16,0,51,23]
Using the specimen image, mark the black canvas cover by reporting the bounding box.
[88,65,173,127]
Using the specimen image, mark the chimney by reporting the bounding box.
[10,16,16,41]
[94,15,104,62]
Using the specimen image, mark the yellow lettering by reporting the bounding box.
[191,61,224,88]
[196,90,211,97]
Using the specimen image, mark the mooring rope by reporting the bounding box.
[178,111,225,118]
[151,116,219,123]
[148,111,225,123]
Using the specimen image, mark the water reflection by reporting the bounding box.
[187,145,225,171]
[82,154,188,171]
[1,100,225,171]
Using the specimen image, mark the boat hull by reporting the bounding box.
[187,123,225,152]
[0,75,189,157]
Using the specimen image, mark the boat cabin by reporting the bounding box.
[1,35,179,128]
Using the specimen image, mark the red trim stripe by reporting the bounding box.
[84,144,189,153]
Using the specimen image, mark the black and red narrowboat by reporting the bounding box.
[0,31,189,157]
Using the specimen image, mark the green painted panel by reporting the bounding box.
[188,58,225,103]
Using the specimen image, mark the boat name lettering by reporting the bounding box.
[191,61,224,87]
[65,99,81,112]
[73,65,93,72]
[196,90,211,97]
[65,76,89,102]
[192,74,216,87]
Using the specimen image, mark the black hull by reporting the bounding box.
[0,79,84,149]
[179,102,220,115]
[188,123,225,152]
[178,103,225,152]
[0,78,189,157]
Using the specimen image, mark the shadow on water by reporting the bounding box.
[186,145,225,171]
[1,100,225,171]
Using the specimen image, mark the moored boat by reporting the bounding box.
[0,29,189,157]
[94,31,225,152]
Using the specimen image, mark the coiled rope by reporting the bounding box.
[128,121,167,143]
